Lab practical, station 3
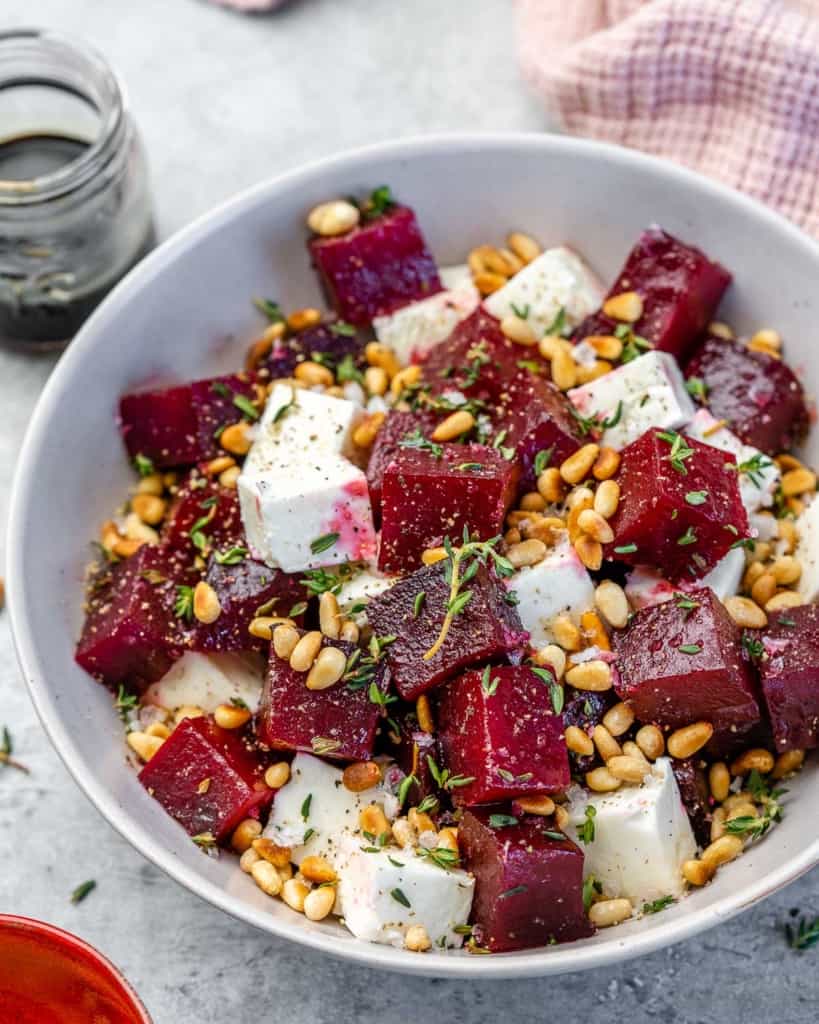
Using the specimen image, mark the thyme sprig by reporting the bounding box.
[724,769,785,840]
[0,725,29,774]
[786,913,819,951]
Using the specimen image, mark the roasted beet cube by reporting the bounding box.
[378,443,519,573]
[685,336,808,455]
[367,562,528,700]
[421,308,520,404]
[76,545,192,692]
[614,587,761,741]
[138,716,271,840]
[384,706,440,805]
[258,635,389,761]
[119,374,256,468]
[607,428,749,581]
[263,322,366,381]
[459,809,592,951]
[437,666,569,806]
[757,604,819,751]
[310,205,441,325]
[366,409,441,520]
[161,474,243,558]
[672,757,713,847]
[573,227,731,363]
[192,553,306,653]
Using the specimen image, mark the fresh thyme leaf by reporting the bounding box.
[329,320,356,337]
[583,874,603,911]
[364,186,395,219]
[685,490,708,506]
[615,323,653,363]
[736,452,775,489]
[70,880,97,904]
[271,388,297,424]
[0,725,28,774]
[674,592,700,614]
[786,914,819,951]
[114,684,138,721]
[133,453,154,477]
[288,601,309,617]
[233,394,260,421]
[544,307,567,337]
[310,532,339,555]
[416,794,440,814]
[336,352,364,384]
[542,830,564,841]
[398,428,444,459]
[312,737,343,756]
[300,563,357,597]
[214,546,248,565]
[253,297,285,323]
[425,755,475,792]
[642,895,675,915]
[531,665,563,713]
[174,585,195,621]
[742,634,765,659]
[210,380,232,399]
[301,794,312,821]
[579,804,597,844]
[230,697,249,710]
[489,814,519,829]
[614,543,638,554]
[677,526,698,546]
[456,462,483,472]
[397,773,418,807]
[498,885,528,900]
[481,665,500,697]
[510,301,530,319]
[303,828,316,843]
[418,846,460,870]
[686,376,707,401]
[192,832,217,849]
[390,887,411,908]
[413,591,426,618]
[678,643,702,655]
[656,430,695,474]
[534,448,554,476]
[368,680,397,708]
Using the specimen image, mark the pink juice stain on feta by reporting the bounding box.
[327,478,377,561]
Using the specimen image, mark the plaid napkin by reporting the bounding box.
[515,0,819,237]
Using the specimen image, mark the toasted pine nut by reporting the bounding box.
[112,537,145,559]
[748,540,773,565]
[635,724,665,761]
[392,817,418,848]
[730,748,775,776]
[586,766,621,792]
[607,755,649,783]
[342,761,382,793]
[252,838,292,867]
[603,291,643,323]
[589,898,632,928]
[248,616,296,640]
[136,472,164,496]
[726,802,758,823]
[126,731,164,762]
[474,271,507,296]
[683,859,714,887]
[594,580,629,630]
[593,478,620,519]
[538,335,563,360]
[174,704,204,724]
[507,231,541,264]
[507,538,547,567]
[437,827,460,856]
[751,328,782,350]
[722,791,753,813]
[214,703,251,730]
[304,885,336,922]
[667,721,714,759]
[750,572,777,606]
[422,546,448,565]
[621,741,649,766]
[724,596,767,629]
[251,859,283,897]
[205,456,235,476]
[353,411,386,448]
[709,762,731,802]
[290,630,324,673]
[498,247,525,275]
[131,493,166,526]
[220,421,252,456]
[391,364,422,398]
[765,590,804,612]
[710,806,727,842]
[219,465,240,489]
[281,878,310,912]
[192,581,221,625]
[231,818,263,854]
[592,724,622,761]
[470,245,509,276]
[360,803,391,838]
[586,334,623,360]
[772,555,801,585]
[431,410,475,442]
[307,199,360,236]
[264,762,290,790]
[577,508,614,544]
[416,694,434,733]
[574,535,603,571]
[778,519,798,553]
[782,467,817,496]
[240,848,261,873]
[533,644,566,679]
[702,835,743,872]
[551,348,577,390]
[340,620,360,644]
[294,360,333,388]
[501,315,537,346]
[565,725,595,757]
[272,623,301,658]
[319,591,341,639]
[743,562,766,591]
[408,807,436,834]
[287,307,322,333]
[575,359,613,384]
[773,749,805,778]
[365,341,401,376]
[561,444,600,485]
[364,365,389,396]
[709,321,734,339]
[552,614,581,651]
[537,467,565,503]
[405,925,432,952]
[300,856,337,884]
[592,447,621,481]
[520,491,546,512]
[602,701,635,737]
[516,795,556,816]
[306,645,347,690]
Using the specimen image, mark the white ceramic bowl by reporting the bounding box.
[8,134,819,978]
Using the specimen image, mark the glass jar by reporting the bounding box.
[0,28,155,349]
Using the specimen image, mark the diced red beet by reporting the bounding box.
[383,706,440,806]
[119,373,257,468]
[75,545,193,692]
[366,562,528,700]
[572,227,731,363]
[607,428,749,582]
[614,587,761,744]
[671,757,713,847]
[160,474,243,558]
[192,554,306,653]
[437,666,569,806]
[685,336,808,455]
[459,809,593,951]
[262,322,366,381]
[258,634,390,761]
[309,205,441,325]
[756,604,819,751]
[378,443,519,573]
[420,308,520,404]
[366,409,441,520]
[138,716,271,840]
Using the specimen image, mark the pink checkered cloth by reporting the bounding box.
[515,0,819,237]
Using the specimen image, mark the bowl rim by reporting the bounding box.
[8,131,819,978]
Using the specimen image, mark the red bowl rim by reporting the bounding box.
[0,914,152,1023]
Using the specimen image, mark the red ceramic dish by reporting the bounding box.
[0,915,151,1024]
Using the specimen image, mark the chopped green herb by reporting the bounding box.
[412,591,426,618]
[583,874,603,911]
[481,665,500,697]
[390,887,411,908]
[724,771,784,839]
[214,546,248,565]
[742,634,765,659]
[0,726,28,774]
[615,323,653,363]
[303,828,316,843]
[534,448,554,476]
[387,856,405,869]
[516,359,541,374]
[678,643,702,655]
[510,301,531,319]
[685,377,708,401]
[253,297,285,323]
[174,585,195,621]
[642,895,675,915]
[271,389,297,424]
[531,665,563,713]
[329,320,356,337]
[736,452,775,489]
[674,592,700,614]
[133,453,154,477]
[544,307,567,337]
[311,736,342,756]
[192,832,217,849]
[114,684,138,722]
[368,680,397,709]
[498,885,528,900]
[70,880,97,905]
[677,526,698,546]
[426,755,475,792]
[656,430,695,474]
[398,428,444,459]
[300,563,357,597]
[230,696,249,710]
[456,462,483,472]
[416,794,440,814]
[685,490,708,506]
[301,794,312,822]
[336,353,363,383]
[211,380,232,399]
[614,543,638,554]
[419,846,460,870]
[778,616,797,627]
[233,394,260,421]
[288,601,309,617]
[397,773,418,807]
[489,814,519,829]
[542,830,564,841]
[363,185,395,220]
[578,805,597,845]
[786,914,819,951]
[310,532,340,555]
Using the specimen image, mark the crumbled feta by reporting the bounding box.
[144,651,264,713]
[624,548,745,610]
[568,351,694,450]
[796,496,819,603]
[566,757,696,906]
[484,246,602,338]
[250,382,363,465]
[685,409,780,515]
[264,753,396,865]
[331,832,474,949]
[506,537,595,647]
[372,264,479,366]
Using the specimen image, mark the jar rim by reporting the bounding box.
[0,27,127,204]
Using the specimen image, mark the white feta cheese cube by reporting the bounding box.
[796,496,819,603]
[568,351,694,450]
[331,833,474,949]
[484,246,602,338]
[144,652,264,713]
[238,455,376,573]
[264,753,396,864]
[624,548,745,610]
[566,758,696,906]
[506,537,596,647]
[335,565,396,624]
[686,409,780,515]
[249,383,363,467]
[373,264,479,366]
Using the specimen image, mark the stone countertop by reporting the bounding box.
[0,1,817,1021]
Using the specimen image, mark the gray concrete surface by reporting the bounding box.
[0,1,817,1021]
